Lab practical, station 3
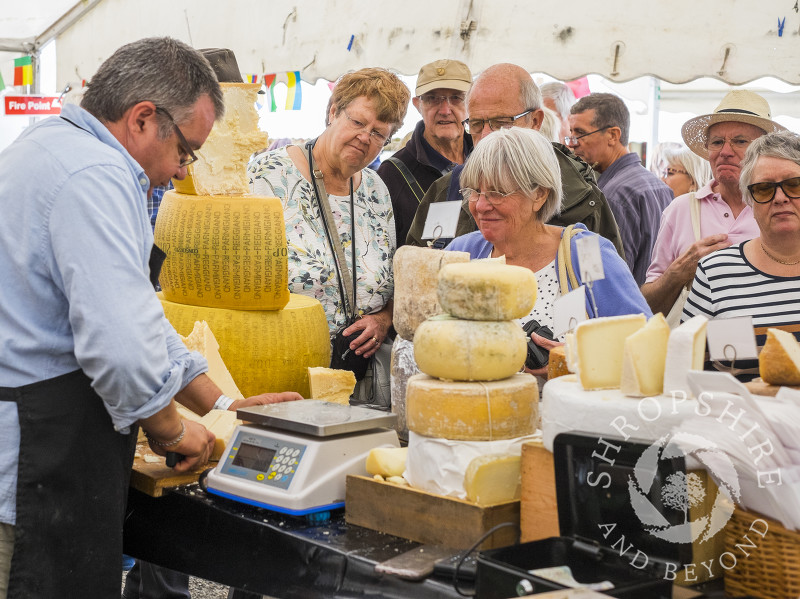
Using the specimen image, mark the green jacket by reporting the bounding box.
[405,142,625,259]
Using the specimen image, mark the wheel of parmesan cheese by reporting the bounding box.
[438,261,537,321]
[413,315,526,381]
[155,191,290,311]
[159,293,330,397]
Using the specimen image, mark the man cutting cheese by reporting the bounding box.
[0,38,300,599]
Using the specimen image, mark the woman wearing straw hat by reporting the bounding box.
[641,90,786,323]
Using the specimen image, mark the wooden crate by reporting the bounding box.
[345,475,519,549]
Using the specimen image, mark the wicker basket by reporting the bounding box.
[724,507,800,599]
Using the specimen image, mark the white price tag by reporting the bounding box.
[553,286,587,338]
[421,202,461,240]
[575,235,605,282]
[706,316,758,362]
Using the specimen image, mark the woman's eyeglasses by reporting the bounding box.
[459,187,519,207]
[747,177,800,203]
[342,111,391,146]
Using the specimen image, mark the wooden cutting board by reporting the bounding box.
[130,440,214,497]
[744,378,800,397]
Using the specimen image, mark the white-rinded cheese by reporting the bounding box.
[389,335,419,441]
[406,373,538,440]
[172,83,268,196]
[574,314,647,390]
[662,315,708,397]
[307,367,356,405]
[760,328,800,386]
[180,320,244,399]
[464,454,521,505]
[564,332,577,372]
[176,405,241,461]
[365,447,408,478]
[620,313,670,397]
[437,261,538,321]
[392,246,469,341]
[413,315,527,381]
[155,191,289,311]
[160,293,330,398]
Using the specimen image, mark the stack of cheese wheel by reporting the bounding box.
[154,83,330,397]
[404,261,540,504]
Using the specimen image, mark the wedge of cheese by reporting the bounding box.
[413,315,527,381]
[308,367,356,405]
[464,454,521,505]
[176,405,240,461]
[620,313,670,397]
[759,328,800,386]
[437,261,538,321]
[547,345,571,379]
[662,315,708,397]
[180,320,244,399]
[365,447,408,478]
[573,314,647,390]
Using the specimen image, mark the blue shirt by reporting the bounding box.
[597,153,674,286]
[0,105,207,525]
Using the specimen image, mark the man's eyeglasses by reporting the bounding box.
[663,167,689,177]
[706,136,753,153]
[459,187,519,207]
[462,109,535,135]
[342,110,391,146]
[155,107,198,168]
[747,177,800,204]
[564,126,611,146]
[419,93,465,107]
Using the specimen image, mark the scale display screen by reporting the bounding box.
[232,443,276,472]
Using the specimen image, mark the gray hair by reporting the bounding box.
[662,146,712,191]
[81,37,224,139]
[541,82,576,119]
[461,127,562,223]
[739,130,800,206]
[570,92,630,146]
[539,107,562,143]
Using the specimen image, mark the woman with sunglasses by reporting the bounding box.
[683,131,800,379]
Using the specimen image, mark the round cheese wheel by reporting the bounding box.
[159,293,330,397]
[155,191,290,311]
[413,316,526,381]
[406,373,538,440]
[438,262,537,321]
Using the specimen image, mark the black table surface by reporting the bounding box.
[123,483,472,598]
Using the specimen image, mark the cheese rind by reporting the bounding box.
[464,454,521,505]
[759,328,800,386]
[574,314,647,390]
[413,316,527,381]
[620,313,670,397]
[392,246,469,340]
[406,373,538,440]
[437,262,538,321]
[365,447,408,478]
[180,320,244,399]
[662,315,708,397]
[308,367,356,405]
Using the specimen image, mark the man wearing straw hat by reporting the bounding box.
[641,90,786,318]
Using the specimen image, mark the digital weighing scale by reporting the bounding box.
[204,400,399,516]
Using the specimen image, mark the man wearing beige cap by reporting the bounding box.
[377,59,473,246]
[642,90,786,321]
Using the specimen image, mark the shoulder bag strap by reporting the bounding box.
[305,141,357,325]
[689,192,701,241]
[385,157,425,204]
[557,224,582,295]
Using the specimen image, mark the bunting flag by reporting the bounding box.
[14,56,33,87]
[246,74,259,84]
[285,71,302,111]
[263,73,277,112]
[0,70,5,92]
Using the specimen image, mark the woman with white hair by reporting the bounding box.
[447,128,650,376]
[660,145,712,197]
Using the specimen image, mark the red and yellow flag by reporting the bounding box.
[14,56,33,87]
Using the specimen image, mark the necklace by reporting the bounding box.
[761,242,800,266]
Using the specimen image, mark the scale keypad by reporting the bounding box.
[221,430,307,490]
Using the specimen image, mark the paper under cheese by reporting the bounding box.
[172,83,268,196]
[365,447,408,478]
[573,314,647,390]
[180,320,244,399]
[464,454,521,505]
[406,373,538,440]
[620,313,670,397]
[307,367,356,405]
[759,328,800,386]
[392,246,469,341]
[413,315,527,381]
[662,315,708,397]
[437,261,538,321]
[176,405,240,461]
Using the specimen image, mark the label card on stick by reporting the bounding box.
[707,316,758,362]
[421,202,461,240]
[553,286,587,338]
[575,235,605,282]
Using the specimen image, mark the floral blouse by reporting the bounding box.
[248,147,396,336]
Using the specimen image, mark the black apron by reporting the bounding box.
[2,370,137,598]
